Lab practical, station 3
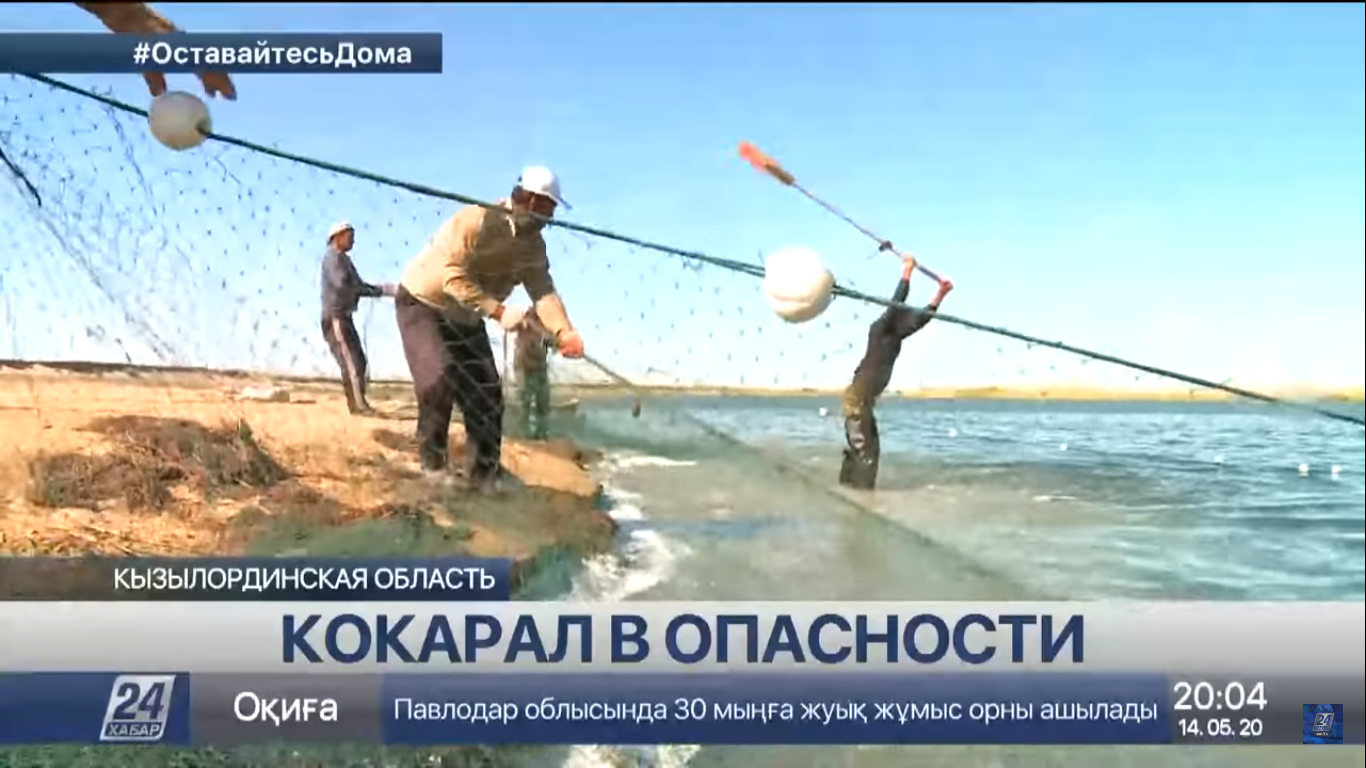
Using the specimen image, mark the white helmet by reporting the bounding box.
[517,166,570,210]
[327,221,354,241]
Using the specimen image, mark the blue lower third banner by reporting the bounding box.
[382,673,1170,745]
[0,672,1168,745]
[0,673,192,745]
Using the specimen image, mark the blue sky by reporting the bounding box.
[1,3,1362,391]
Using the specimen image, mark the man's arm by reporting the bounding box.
[523,249,573,339]
[347,259,384,298]
[440,208,508,319]
[75,2,237,100]
[893,279,954,340]
[520,250,583,359]
[889,274,912,306]
[874,258,915,327]
[532,293,572,338]
[76,2,174,33]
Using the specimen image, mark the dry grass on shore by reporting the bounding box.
[0,364,616,578]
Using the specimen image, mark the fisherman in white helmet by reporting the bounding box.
[395,167,585,493]
[320,221,395,416]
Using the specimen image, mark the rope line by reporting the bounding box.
[17,74,1365,428]
[0,145,42,207]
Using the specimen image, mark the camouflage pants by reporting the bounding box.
[839,400,880,490]
[518,368,551,440]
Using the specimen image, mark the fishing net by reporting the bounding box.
[0,73,1185,402]
[1,70,1361,768]
[4,70,1361,541]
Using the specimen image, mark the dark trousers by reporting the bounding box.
[394,287,503,478]
[321,314,368,412]
[839,402,880,490]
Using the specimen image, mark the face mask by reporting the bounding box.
[513,212,547,233]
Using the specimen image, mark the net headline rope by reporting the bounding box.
[17,74,1365,428]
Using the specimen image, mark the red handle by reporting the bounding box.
[739,141,796,186]
[742,140,951,289]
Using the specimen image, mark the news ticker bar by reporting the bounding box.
[0,557,511,601]
[4,602,1361,675]
[0,33,441,74]
[0,672,1359,746]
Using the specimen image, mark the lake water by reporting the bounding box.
[554,395,1365,768]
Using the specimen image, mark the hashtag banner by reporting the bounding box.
[0,34,442,74]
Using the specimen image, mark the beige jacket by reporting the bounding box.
[400,204,556,326]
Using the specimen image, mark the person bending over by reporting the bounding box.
[839,256,954,490]
[394,166,584,494]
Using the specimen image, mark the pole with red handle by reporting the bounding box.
[738,141,948,285]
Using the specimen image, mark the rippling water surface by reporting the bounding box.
[556,396,1365,768]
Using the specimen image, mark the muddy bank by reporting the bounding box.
[0,366,617,593]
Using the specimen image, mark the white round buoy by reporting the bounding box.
[1059,443,1068,451]
[818,407,829,418]
[763,246,835,324]
[148,91,211,151]
[947,428,958,438]
[1331,465,1341,478]
[1214,455,1225,465]
[1298,463,1310,476]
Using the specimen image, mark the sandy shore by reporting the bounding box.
[0,364,617,587]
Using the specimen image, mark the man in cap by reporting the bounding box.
[75,3,236,100]
[394,166,585,493]
[839,255,954,490]
[320,222,394,416]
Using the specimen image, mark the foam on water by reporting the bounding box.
[563,451,699,768]
[564,475,684,604]
[567,494,675,603]
[608,455,700,469]
[563,744,702,768]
